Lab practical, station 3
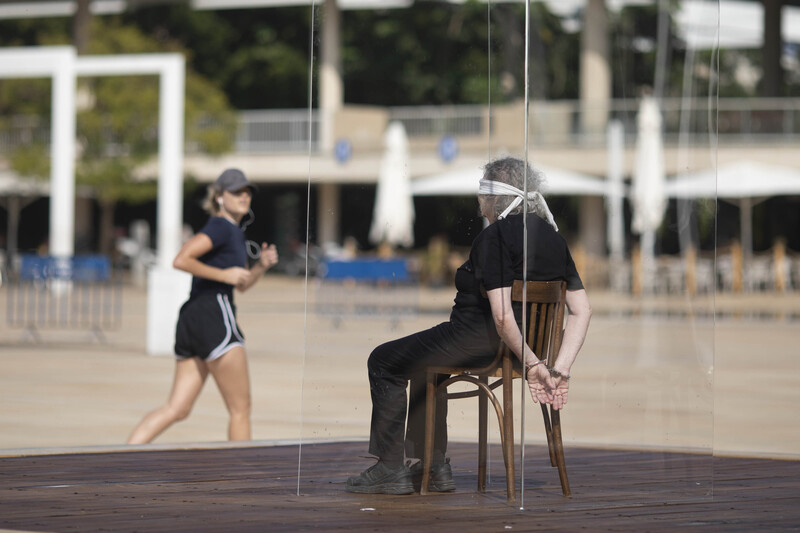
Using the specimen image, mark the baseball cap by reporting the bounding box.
[215,168,256,193]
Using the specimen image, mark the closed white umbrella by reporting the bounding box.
[369,121,415,248]
[631,95,667,293]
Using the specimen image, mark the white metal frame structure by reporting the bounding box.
[0,46,187,354]
[0,47,77,259]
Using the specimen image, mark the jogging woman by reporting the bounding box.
[128,168,278,444]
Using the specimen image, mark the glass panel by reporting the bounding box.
[298,0,498,492]
[517,0,716,503]
[299,0,718,506]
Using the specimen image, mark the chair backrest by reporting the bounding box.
[469,280,566,378]
[511,280,567,367]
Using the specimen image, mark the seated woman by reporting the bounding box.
[346,156,592,495]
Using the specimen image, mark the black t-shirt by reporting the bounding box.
[452,213,583,325]
[189,216,247,300]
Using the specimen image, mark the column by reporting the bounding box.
[579,196,606,257]
[50,49,77,257]
[579,0,610,138]
[761,0,783,97]
[317,182,341,246]
[320,0,343,153]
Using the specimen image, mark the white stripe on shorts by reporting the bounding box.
[223,294,245,344]
[207,293,244,361]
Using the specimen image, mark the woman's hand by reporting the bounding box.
[259,243,279,269]
[222,266,250,287]
[550,376,570,410]
[526,363,555,405]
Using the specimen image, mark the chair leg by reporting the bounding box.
[550,407,571,497]
[478,375,488,492]
[421,371,437,495]
[502,358,516,502]
[540,403,557,467]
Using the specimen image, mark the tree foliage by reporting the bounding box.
[340,2,579,105]
[120,2,579,107]
[123,5,313,109]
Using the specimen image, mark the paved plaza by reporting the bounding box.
[0,275,798,459]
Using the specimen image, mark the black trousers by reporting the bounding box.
[367,320,498,465]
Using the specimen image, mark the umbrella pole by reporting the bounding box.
[641,229,656,294]
[740,197,753,289]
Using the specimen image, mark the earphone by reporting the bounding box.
[217,197,223,207]
[240,208,261,260]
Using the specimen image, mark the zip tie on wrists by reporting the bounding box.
[524,359,546,376]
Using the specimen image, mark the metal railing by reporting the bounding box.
[0,114,50,148]
[4,255,122,342]
[1,98,798,155]
[234,109,319,153]
[606,97,800,144]
[387,105,484,137]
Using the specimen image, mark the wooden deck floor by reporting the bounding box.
[1,442,798,532]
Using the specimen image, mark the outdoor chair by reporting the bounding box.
[420,280,570,502]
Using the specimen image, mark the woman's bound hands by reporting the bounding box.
[525,363,571,410]
[526,363,555,405]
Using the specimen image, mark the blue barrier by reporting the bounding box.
[8,255,120,342]
[316,258,417,328]
[320,259,409,282]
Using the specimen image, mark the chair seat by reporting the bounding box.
[426,365,521,378]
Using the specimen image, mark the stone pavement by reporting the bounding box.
[0,275,798,459]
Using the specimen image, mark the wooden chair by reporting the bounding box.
[420,280,570,502]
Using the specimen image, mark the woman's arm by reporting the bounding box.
[487,286,554,405]
[173,233,250,287]
[548,289,591,410]
[551,289,591,377]
[236,243,279,292]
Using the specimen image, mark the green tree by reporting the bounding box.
[123,5,313,109]
[340,2,578,106]
[123,2,577,107]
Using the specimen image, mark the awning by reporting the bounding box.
[0,170,49,196]
[665,161,800,199]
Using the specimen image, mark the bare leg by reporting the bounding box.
[127,358,209,444]
[208,346,252,441]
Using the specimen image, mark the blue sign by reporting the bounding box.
[334,138,352,164]
[438,135,459,163]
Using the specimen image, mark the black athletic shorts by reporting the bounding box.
[174,292,245,361]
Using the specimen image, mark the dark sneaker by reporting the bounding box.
[410,458,456,492]
[345,461,414,495]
